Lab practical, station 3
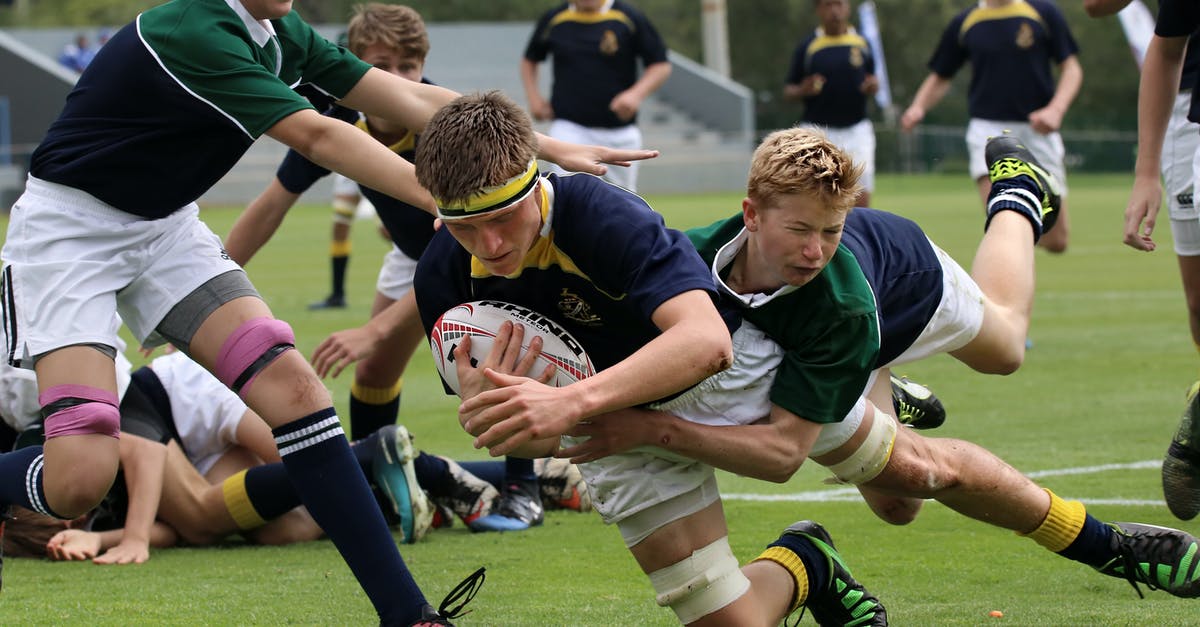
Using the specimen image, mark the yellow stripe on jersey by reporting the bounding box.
[806,33,869,58]
[960,0,1044,38]
[547,8,636,31]
[353,116,416,154]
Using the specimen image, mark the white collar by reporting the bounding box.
[538,175,556,238]
[227,0,278,47]
[711,227,797,309]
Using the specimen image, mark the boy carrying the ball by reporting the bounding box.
[412,91,888,625]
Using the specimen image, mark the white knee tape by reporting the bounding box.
[825,411,898,485]
[648,536,751,623]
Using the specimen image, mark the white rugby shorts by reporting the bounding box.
[375,244,418,301]
[1,176,243,364]
[149,351,249,476]
[966,119,1068,195]
[544,118,642,192]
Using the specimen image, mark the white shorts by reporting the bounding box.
[1,177,244,363]
[1167,90,1200,256]
[545,118,642,192]
[375,245,418,301]
[805,119,876,192]
[331,173,358,198]
[966,119,1068,195]
[569,322,780,544]
[886,241,984,367]
[149,351,248,476]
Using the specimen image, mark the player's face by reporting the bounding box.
[574,0,606,13]
[815,0,850,30]
[239,0,293,20]
[743,193,846,289]
[444,185,544,277]
[358,44,424,83]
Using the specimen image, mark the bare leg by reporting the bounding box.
[35,346,120,518]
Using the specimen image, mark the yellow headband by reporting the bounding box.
[435,160,540,221]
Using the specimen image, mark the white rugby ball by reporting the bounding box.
[430,300,596,395]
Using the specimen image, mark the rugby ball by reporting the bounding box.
[430,300,595,395]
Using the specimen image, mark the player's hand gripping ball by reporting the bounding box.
[430,300,595,394]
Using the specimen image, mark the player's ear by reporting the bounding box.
[742,197,760,232]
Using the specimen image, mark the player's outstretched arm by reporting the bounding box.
[311,291,420,379]
[1125,34,1189,251]
[560,403,821,483]
[267,108,437,214]
[225,177,302,266]
[534,133,659,177]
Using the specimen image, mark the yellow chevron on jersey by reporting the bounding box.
[353,116,416,154]
[806,32,869,59]
[548,8,636,31]
[960,0,1044,39]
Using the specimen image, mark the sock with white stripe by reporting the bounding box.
[985,176,1045,241]
[0,446,66,518]
[274,408,427,625]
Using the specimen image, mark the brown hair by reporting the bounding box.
[415,91,539,207]
[747,127,862,213]
[3,506,75,558]
[346,3,430,60]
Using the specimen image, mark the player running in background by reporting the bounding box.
[0,0,651,623]
[413,91,887,626]
[784,0,879,208]
[1108,0,1200,522]
[520,0,671,192]
[564,127,1200,600]
[900,0,1081,254]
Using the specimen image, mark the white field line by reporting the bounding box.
[722,460,1167,507]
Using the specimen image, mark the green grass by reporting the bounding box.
[4,172,1200,625]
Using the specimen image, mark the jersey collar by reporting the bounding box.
[711,227,797,309]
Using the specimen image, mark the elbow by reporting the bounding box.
[759,454,805,483]
[704,338,734,376]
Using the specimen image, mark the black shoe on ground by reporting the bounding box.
[1097,522,1200,598]
[1163,382,1200,520]
[405,567,486,626]
[308,294,346,310]
[784,520,888,626]
[468,479,543,532]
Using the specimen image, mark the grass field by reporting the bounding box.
[3,172,1199,625]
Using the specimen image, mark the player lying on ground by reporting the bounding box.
[413,91,888,626]
[555,128,1200,600]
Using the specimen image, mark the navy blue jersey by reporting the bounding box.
[786,28,876,127]
[1157,0,1200,121]
[30,0,369,219]
[928,0,1078,121]
[523,1,669,128]
[415,173,721,385]
[840,208,942,367]
[274,99,434,260]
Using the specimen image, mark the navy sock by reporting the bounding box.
[986,175,1044,239]
[0,446,61,517]
[505,456,536,483]
[331,255,348,298]
[243,462,300,520]
[275,408,426,624]
[768,531,831,596]
[413,451,452,497]
[1057,515,1117,567]
[352,431,379,470]
[349,391,400,441]
[457,460,505,488]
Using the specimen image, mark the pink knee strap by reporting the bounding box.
[39,384,121,439]
[215,317,295,394]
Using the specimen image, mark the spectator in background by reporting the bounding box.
[520,0,671,192]
[784,0,879,207]
[57,34,91,74]
[900,0,1082,254]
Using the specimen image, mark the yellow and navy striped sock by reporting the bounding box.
[349,380,401,441]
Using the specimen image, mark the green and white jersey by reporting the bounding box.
[687,214,880,424]
[31,0,371,218]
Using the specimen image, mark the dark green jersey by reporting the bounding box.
[688,214,880,424]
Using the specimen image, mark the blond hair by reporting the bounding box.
[346,3,429,60]
[747,127,862,213]
[415,91,539,207]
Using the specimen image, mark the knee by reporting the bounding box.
[48,471,116,519]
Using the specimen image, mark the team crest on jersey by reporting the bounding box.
[849,48,863,68]
[558,289,601,326]
[1015,23,1035,49]
[600,30,620,56]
